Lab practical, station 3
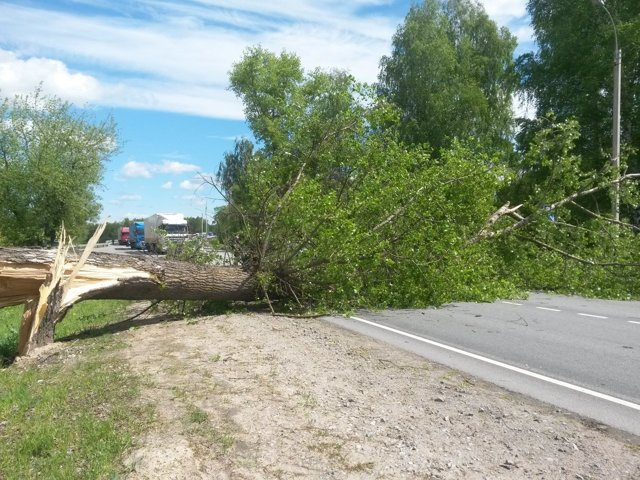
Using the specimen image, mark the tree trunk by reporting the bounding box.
[0,248,258,355]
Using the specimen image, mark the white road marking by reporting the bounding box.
[629,321,640,325]
[501,301,523,306]
[577,313,608,319]
[349,315,640,412]
[536,307,561,312]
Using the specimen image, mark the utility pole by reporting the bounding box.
[594,0,622,222]
[612,46,621,222]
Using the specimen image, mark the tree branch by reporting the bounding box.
[260,162,306,266]
[569,200,639,232]
[478,173,640,241]
[515,234,640,267]
[470,202,523,243]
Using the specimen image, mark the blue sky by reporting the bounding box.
[0,0,534,222]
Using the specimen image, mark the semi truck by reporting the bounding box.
[129,221,145,250]
[144,213,188,253]
[118,226,130,245]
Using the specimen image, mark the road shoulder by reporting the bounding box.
[121,312,639,479]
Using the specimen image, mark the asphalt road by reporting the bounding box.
[326,293,640,438]
[99,243,146,256]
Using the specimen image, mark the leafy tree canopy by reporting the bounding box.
[213,46,520,310]
[213,45,640,311]
[517,0,640,176]
[378,0,517,154]
[0,89,118,245]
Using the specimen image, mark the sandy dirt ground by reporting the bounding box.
[119,310,640,479]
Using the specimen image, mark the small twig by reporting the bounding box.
[373,173,476,233]
[125,300,162,322]
[280,215,330,267]
[199,173,249,231]
[285,281,303,309]
[262,284,275,315]
[569,200,639,231]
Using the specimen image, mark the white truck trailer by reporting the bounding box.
[144,213,188,253]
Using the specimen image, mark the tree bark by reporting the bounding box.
[0,248,258,354]
[1,248,257,305]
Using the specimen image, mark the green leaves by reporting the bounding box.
[379,0,517,154]
[0,89,117,245]
[219,49,517,309]
[215,29,640,313]
[518,0,640,174]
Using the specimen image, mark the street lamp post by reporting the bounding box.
[593,0,622,222]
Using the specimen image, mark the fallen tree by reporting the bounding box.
[0,233,257,356]
[3,53,640,358]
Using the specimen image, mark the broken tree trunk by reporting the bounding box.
[0,246,257,355]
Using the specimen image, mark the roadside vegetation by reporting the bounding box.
[0,0,638,475]
[1,0,638,315]
[0,300,152,479]
[209,0,640,312]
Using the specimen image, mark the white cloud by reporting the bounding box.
[125,212,149,219]
[162,181,173,189]
[0,1,534,117]
[119,194,142,201]
[158,161,200,174]
[108,193,143,205]
[180,194,207,207]
[208,134,247,141]
[479,0,527,24]
[120,160,200,178]
[121,161,153,178]
[511,25,535,46]
[0,1,399,117]
[180,179,203,191]
[478,1,534,50]
[0,49,101,103]
[512,93,536,120]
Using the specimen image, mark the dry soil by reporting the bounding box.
[118,310,640,479]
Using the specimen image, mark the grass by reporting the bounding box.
[346,462,375,472]
[0,300,131,364]
[185,407,236,454]
[0,300,153,479]
[183,401,236,455]
[0,305,21,364]
[308,441,375,472]
[56,300,131,339]
[296,390,318,408]
[309,442,345,462]
[187,405,209,424]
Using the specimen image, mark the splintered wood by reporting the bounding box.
[0,222,257,356]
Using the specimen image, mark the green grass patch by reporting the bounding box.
[184,407,236,454]
[0,300,153,479]
[186,405,209,424]
[55,300,131,339]
[0,300,131,364]
[308,442,345,462]
[0,305,21,364]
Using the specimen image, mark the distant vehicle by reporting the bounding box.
[144,213,188,253]
[129,221,145,249]
[118,226,130,246]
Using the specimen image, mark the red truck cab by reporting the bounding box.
[118,226,130,245]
